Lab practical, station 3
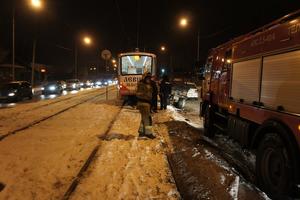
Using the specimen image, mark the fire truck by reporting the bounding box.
[200,10,300,199]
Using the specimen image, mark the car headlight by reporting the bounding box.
[8,92,15,97]
[41,87,45,91]
[72,84,76,88]
[49,86,56,91]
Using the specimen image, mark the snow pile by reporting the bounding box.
[168,106,202,129]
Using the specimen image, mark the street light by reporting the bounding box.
[83,36,92,45]
[30,0,43,9]
[11,0,43,82]
[179,17,188,28]
[112,59,116,64]
[178,16,200,71]
[161,46,166,52]
[74,35,93,79]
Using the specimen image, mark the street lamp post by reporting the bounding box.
[12,5,15,81]
[30,0,43,86]
[11,0,43,85]
[179,17,200,74]
[74,36,92,79]
[31,40,37,86]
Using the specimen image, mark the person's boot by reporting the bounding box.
[138,124,146,137]
[145,126,155,139]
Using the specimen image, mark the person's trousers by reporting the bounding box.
[160,94,168,109]
[151,95,158,111]
[137,102,153,135]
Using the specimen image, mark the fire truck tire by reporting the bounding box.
[203,105,214,138]
[256,133,294,199]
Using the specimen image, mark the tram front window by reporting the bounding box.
[121,55,152,75]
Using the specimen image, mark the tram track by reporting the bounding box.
[0,87,116,142]
[61,100,125,200]
[0,89,103,121]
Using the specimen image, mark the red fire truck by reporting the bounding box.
[201,10,300,199]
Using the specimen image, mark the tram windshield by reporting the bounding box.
[121,55,152,75]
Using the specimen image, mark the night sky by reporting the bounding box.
[0,0,300,77]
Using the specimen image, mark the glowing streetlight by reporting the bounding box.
[161,46,166,51]
[179,17,188,27]
[83,36,92,45]
[112,59,116,64]
[31,0,43,9]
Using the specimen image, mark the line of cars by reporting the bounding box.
[0,79,116,103]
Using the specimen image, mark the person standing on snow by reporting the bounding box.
[136,72,155,139]
[159,75,171,110]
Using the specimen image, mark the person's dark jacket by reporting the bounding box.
[160,80,171,96]
[136,80,153,104]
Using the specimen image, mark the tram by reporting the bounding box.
[117,50,156,98]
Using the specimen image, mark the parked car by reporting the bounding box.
[95,80,102,87]
[58,80,66,89]
[82,80,94,88]
[65,79,81,90]
[42,81,64,95]
[0,81,33,102]
[170,82,199,109]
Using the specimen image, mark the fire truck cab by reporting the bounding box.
[201,10,300,199]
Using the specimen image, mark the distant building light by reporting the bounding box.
[41,69,46,73]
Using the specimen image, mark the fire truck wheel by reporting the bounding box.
[256,133,293,199]
[203,106,214,138]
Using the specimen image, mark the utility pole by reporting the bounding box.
[12,5,15,81]
[31,39,37,86]
[197,29,200,61]
[74,43,78,79]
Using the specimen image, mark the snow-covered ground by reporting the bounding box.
[0,88,113,137]
[0,93,270,200]
[71,107,179,200]
[158,100,270,200]
[0,88,120,199]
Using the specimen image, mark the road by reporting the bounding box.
[0,90,269,200]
